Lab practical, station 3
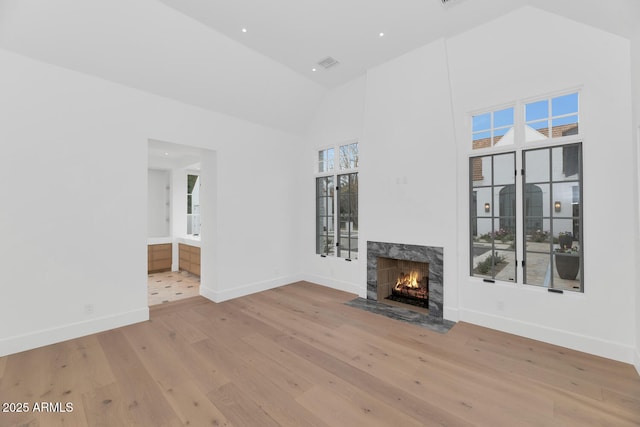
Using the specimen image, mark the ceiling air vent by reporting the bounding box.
[317,56,339,69]
[440,0,462,6]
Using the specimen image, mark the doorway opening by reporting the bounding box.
[147,139,216,306]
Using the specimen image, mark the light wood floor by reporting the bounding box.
[1,282,639,426]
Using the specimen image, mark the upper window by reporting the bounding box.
[318,148,335,173]
[472,92,579,150]
[316,142,359,260]
[525,93,579,142]
[339,142,359,170]
[472,107,514,150]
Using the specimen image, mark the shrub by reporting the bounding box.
[475,253,505,274]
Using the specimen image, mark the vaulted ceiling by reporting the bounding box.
[0,0,637,134]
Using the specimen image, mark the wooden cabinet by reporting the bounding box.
[179,243,200,276]
[148,244,172,273]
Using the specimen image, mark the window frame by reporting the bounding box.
[468,89,584,292]
[315,140,359,260]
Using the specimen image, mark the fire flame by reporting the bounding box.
[395,271,420,290]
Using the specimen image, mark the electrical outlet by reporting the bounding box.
[497,301,505,311]
[84,304,94,315]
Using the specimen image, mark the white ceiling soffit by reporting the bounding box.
[158,0,638,89]
[0,0,326,135]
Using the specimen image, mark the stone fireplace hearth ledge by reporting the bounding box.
[345,297,455,334]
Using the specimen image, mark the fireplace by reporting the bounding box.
[377,258,429,308]
[367,241,443,321]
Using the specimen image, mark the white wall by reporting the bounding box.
[303,6,637,364]
[147,169,170,237]
[361,39,459,316]
[447,7,635,362]
[632,18,640,374]
[0,49,303,356]
[0,0,326,134]
[300,76,367,294]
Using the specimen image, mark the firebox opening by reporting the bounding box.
[376,257,429,310]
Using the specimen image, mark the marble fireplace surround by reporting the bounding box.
[367,241,444,321]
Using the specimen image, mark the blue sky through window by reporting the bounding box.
[551,93,578,116]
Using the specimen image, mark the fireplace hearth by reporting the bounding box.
[367,241,443,320]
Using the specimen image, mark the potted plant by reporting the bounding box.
[554,240,580,280]
[558,231,573,250]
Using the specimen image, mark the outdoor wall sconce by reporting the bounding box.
[484,203,490,213]
[554,201,562,212]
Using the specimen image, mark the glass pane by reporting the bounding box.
[524,149,549,182]
[318,149,335,173]
[493,107,514,128]
[552,92,578,116]
[525,250,551,287]
[552,145,580,181]
[494,220,515,245]
[471,157,490,186]
[524,183,549,219]
[187,175,199,194]
[525,100,548,122]
[495,249,516,282]
[475,187,492,217]
[525,220,551,244]
[473,113,491,132]
[474,218,493,244]
[553,218,576,246]
[527,120,549,131]
[318,151,326,173]
[191,215,201,236]
[552,182,578,217]
[552,216,581,291]
[187,195,192,214]
[496,184,514,216]
[351,144,359,169]
[493,153,515,186]
[472,131,492,150]
[339,143,358,170]
[339,174,350,188]
[472,247,494,279]
[553,252,581,291]
[493,126,513,146]
[525,120,550,142]
[552,116,579,137]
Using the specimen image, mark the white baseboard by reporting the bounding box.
[460,308,635,365]
[0,307,149,358]
[298,274,363,297]
[200,274,305,303]
[200,274,363,304]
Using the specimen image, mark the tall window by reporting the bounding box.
[470,92,583,292]
[316,142,359,260]
[187,174,200,236]
[470,153,517,282]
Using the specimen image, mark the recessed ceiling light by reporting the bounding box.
[241,28,247,33]
[379,32,385,37]
[164,152,169,156]
[312,68,317,72]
